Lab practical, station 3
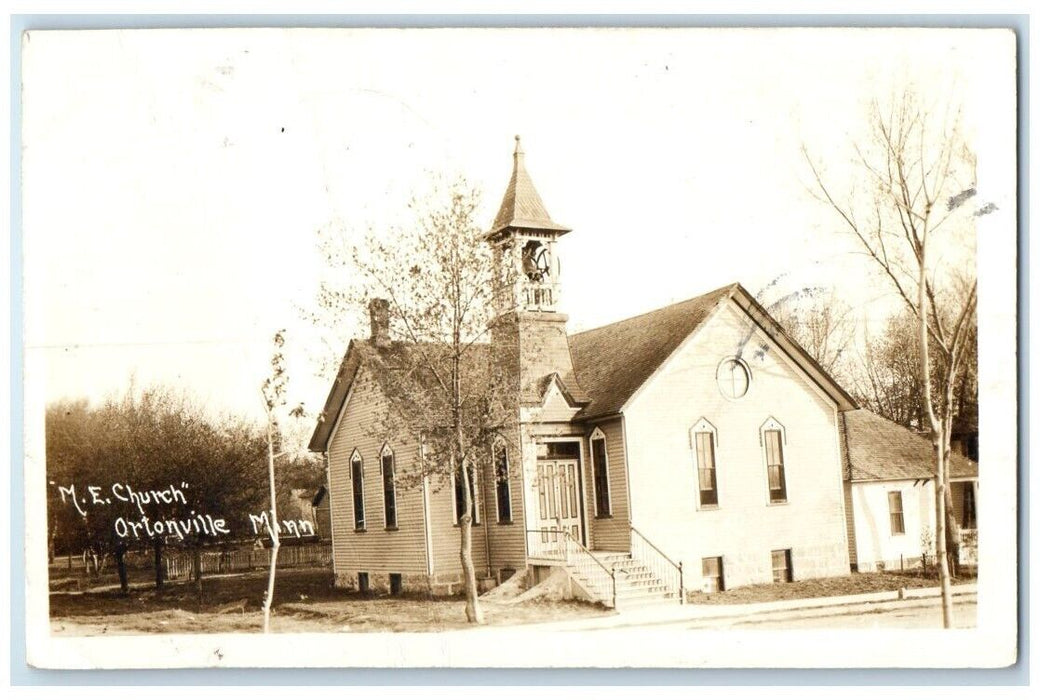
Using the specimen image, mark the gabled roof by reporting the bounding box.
[568,282,858,420]
[487,137,570,236]
[842,409,978,482]
[569,284,736,419]
[309,339,365,452]
[307,338,494,452]
[539,372,590,408]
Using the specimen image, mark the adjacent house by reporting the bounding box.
[308,139,976,605]
[311,485,333,541]
[840,409,979,572]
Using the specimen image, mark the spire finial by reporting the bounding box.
[514,134,523,157]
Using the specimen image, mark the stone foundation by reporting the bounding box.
[333,570,498,597]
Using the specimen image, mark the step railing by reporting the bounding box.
[526,528,617,607]
[630,526,684,605]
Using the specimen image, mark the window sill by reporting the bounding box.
[766,500,788,507]
[384,526,399,532]
[354,527,367,533]
[697,504,720,511]
[594,514,613,520]
[496,519,514,525]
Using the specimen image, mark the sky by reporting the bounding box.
[21,27,1014,423]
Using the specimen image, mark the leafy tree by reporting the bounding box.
[310,178,515,624]
[46,387,269,593]
[804,90,982,626]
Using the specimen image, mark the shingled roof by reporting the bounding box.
[568,282,860,420]
[841,409,978,482]
[307,339,493,452]
[569,284,737,419]
[487,137,570,236]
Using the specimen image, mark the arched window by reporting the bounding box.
[760,418,788,504]
[493,441,512,523]
[453,465,480,525]
[690,418,719,507]
[380,444,397,529]
[350,449,365,531]
[589,427,611,517]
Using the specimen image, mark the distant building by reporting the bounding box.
[311,485,332,541]
[841,409,978,572]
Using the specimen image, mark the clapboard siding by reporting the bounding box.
[624,299,850,590]
[327,366,429,578]
[849,480,934,570]
[428,471,490,577]
[482,437,528,574]
[585,417,631,551]
[843,480,858,569]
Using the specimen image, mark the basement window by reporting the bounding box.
[702,556,725,593]
[771,549,793,583]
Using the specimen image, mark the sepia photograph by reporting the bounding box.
[19,23,1018,670]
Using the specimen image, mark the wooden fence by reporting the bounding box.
[164,543,333,580]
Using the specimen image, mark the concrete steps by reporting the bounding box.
[563,551,680,609]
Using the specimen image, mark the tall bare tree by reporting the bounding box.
[804,90,981,627]
[259,329,308,633]
[309,177,515,624]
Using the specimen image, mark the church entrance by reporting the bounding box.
[530,440,586,557]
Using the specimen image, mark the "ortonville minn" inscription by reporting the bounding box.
[55,482,315,542]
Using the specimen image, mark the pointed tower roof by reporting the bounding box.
[487,136,571,237]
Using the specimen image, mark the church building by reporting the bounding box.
[310,139,879,605]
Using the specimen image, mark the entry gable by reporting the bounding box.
[523,372,587,423]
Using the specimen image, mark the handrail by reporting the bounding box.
[526,528,617,607]
[631,525,681,570]
[630,525,685,605]
[560,529,617,609]
[563,530,613,577]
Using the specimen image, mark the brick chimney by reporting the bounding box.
[369,298,391,349]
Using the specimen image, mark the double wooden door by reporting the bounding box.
[535,459,583,545]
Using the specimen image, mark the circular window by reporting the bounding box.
[716,357,751,399]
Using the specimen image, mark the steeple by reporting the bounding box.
[487,137,584,409]
[488,136,570,238]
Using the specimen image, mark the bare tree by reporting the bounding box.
[804,90,982,627]
[850,308,978,448]
[853,310,927,430]
[259,329,308,633]
[765,287,857,379]
[310,177,516,624]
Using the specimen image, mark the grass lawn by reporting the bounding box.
[49,567,611,635]
[686,568,976,605]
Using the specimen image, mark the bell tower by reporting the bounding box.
[487,136,571,314]
[488,137,586,407]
